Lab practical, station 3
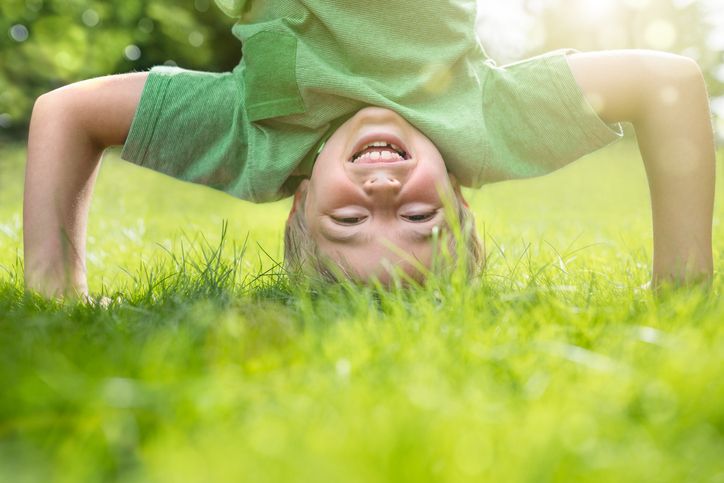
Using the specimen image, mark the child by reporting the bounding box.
[24,0,715,297]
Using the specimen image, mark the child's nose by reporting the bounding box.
[363,175,402,195]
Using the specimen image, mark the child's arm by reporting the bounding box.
[566,50,716,286]
[24,73,148,298]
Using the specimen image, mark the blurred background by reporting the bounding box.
[0,0,723,144]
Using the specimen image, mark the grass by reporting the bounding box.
[1,139,723,482]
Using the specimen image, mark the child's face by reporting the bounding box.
[300,107,457,283]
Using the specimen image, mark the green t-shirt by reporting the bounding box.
[121,0,623,202]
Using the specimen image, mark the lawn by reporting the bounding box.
[1,137,723,482]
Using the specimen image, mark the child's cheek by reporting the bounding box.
[409,169,453,203]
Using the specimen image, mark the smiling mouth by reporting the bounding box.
[348,141,411,164]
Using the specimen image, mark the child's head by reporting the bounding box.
[285,107,483,284]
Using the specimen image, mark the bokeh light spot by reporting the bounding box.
[714,66,724,83]
[102,378,140,408]
[0,113,11,129]
[335,358,351,378]
[138,18,154,34]
[55,50,73,66]
[188,31,205,47]
[124,44,142,61]
[659,85,680,105]
[707,29,724,51]
[194,0,210,12]
[716,118,724,143]
[644,19,677,50]
[82,9,100,27]
[712,97,724,118]
[9,24,29,42]
[164,59,178,67]
[25,0,42,12]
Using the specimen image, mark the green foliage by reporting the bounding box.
[1,141,724,481]
[0,0,238,140]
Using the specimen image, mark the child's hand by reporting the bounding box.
[82,294,122,309]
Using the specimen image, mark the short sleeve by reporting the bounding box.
[480,48,624,182]
[121,66,257,199]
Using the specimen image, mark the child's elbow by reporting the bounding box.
[30,88,71,131]
[670,55,705,84]
[654,54,706,93]
[30,85,100,148]
[637,52,707,119]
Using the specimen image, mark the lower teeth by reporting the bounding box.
[352,151,406,162]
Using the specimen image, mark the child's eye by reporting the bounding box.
[403,212,436,223]
[332,216,367,225]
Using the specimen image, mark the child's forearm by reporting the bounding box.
[24,93,103,297]
[23,74,147,298]
[632,61,715,285]
[567,51,715,286]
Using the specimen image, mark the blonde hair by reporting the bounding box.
[283,183,485,283]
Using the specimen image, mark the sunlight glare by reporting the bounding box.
[476,0,543,62]
[574,0,617,23]
[620,0,651,9]
[672,0,696,8]
[644,19,677,49]
[596,24,628,47]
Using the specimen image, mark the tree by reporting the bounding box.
[0,0,239,142]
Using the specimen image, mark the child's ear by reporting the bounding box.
[296,179,309,198]
[290,179,309,217]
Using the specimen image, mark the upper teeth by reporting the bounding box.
[351,141,407,162]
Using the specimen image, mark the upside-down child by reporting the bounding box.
[24,0,716,297]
